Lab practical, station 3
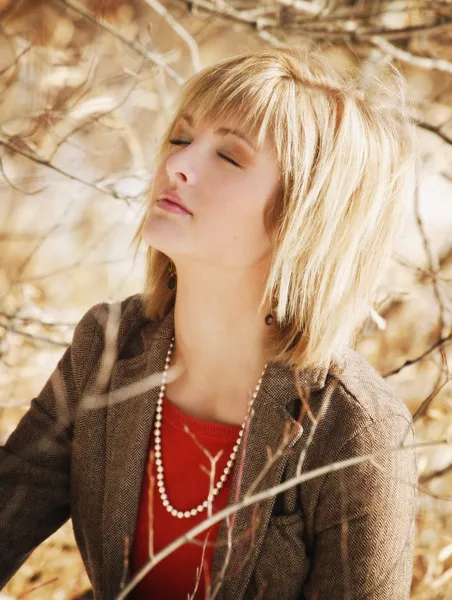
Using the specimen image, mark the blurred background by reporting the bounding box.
[1,0,452,598]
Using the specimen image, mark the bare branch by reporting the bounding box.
[418,120,452,146]
[52,0,185,85]
[143,0,201,73]
[0,136,140,204]
[0,324,69,348]
[116,435,431,600]
[366,35,452,74]
[383,331,452,378]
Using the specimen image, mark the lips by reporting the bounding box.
[157,189,192,215]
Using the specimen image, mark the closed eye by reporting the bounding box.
[168,139,241,168]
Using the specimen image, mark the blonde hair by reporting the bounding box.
[130,45,419,373]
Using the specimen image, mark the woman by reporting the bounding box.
[0,47,419,599]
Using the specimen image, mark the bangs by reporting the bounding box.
[166,64,290,156]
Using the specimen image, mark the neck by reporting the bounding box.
[168,258,276,401]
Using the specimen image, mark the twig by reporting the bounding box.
[209,395,256,600]
[383,331,452,378]
[411,371,452,424]
[418,121,452,146]
[420,460,452,485]
[115,436,435,600]
[184,424,224,520]
[414,182,449,339]
[366,35,452,74]
[0,323,69,347]
[119,536,130,592]
[16,577,59,599]
[52,0,185,85]
[143,0,201,73]
[187,529,210,599]
[0,136,137,204]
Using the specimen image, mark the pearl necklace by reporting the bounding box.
[153,336,269,519]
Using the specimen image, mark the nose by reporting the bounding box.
[166,145,199,186]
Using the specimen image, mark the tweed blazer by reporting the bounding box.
[0,293,418,600]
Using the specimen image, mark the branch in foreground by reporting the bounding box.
[115,436,430,600]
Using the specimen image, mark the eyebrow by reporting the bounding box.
[179,113,256,151]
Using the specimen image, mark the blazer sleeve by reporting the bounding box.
[0,303,105,588]
[301,415,418,600]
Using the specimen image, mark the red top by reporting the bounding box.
[129,395,242,599]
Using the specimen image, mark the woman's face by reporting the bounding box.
[141,112,281,268]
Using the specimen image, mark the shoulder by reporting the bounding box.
[301,346,414,464]
[71,292,157,363]
[319,347,417,494]
[298,346,417,499]
[328,345,413,428]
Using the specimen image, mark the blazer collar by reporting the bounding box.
[102,305,329,599]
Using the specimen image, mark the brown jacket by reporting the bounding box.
[0,293,418,599]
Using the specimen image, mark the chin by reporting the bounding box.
[140,219,188,257]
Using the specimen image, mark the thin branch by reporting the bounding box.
[0,146,50,195]
[411,367,452,424]
[418,120,452,146]
[0,33,32,77]
[413,183,448,339]
[52,0,185,85]
[49,53,149,160]
[366,35,452,74]
[0,312,77,329]
[355,19,452,41]
[0,136,138,204]
[143,0,201,73]
[383,331,452,378]
[420,460,452,484]
[0,323,69,347]
[116,436,437,600]
[21,257,128,283]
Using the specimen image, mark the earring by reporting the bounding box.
[265,313,273,325]
[168,260,176,291]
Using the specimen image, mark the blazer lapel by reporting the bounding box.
[209,384,304,600]
[210,333,330,600]
[102,309,174,600]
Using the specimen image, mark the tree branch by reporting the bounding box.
[52,0,185,85]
